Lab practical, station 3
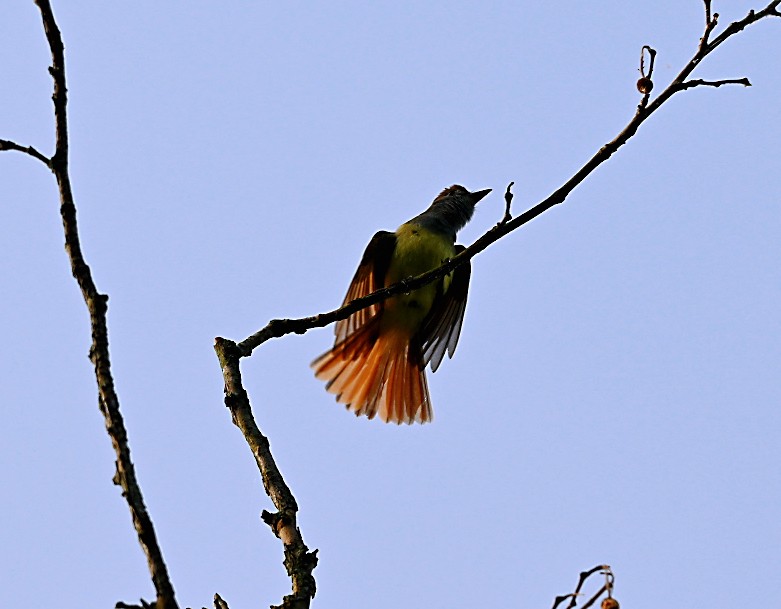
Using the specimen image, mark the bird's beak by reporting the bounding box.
[471,188,492,204]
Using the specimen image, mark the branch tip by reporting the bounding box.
[639,45,657,79]
[680,77,752,91]
[0,138,52,166]
[501,181,515,223]
[637,45,657,107]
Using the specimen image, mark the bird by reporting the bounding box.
[311,184,491,424]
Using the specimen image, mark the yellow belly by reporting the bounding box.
[382,222,455,332]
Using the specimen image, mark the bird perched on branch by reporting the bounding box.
[312,185,491,424]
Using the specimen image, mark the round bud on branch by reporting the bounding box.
[637,76,654,94]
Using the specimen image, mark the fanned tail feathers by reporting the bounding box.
[311,321,432,424]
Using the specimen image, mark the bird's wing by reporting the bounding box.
[334,230,397,345]
[416,245,470,372]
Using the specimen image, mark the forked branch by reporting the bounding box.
[3,2,778,609]
[2,2,178,608]
[228,1,780,357]
[551,565,616,609]
[214,3,778,606]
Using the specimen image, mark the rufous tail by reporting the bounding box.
[311,321,432,424]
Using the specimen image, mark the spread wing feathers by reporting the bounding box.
[417,246,471,373]
[334,230,397,345]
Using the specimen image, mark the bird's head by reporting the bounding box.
[434,185,492,205]
[423,185,491,234]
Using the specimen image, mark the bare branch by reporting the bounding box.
[580,585,609,609]
[115,601,154,609]
[551,565,614,609]
[5,2,180,608]
[690,1,781,74]
[215,339,317,609]
[8,2,775,608]
[639,45,657,80]
[700,3,719,49]
[221,1,780,358]
[500,181,515,224]
[680,77,752,90]
[211,10,777,598]
[0,138,51,165]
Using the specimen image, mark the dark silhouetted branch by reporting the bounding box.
[2,2,179,608]
[681,77,752,89]
[225,1,780,358]
[500,181,515,224]
[552,565,615,609]
[0,138,51,165]
[213,3,777,604]
[116,602,154,609]
[214,339,317,609]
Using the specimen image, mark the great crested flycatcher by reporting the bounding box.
[312,185,491,424]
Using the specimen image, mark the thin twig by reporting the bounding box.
[551,565,614,609]
[700,2,719,49]
[501,181,515,224]
[8,2,180,608]
[580,585,608,609]
[115,601,154,609]
[551,565,608,609]
[695,1,780,64]
[680,77,752,90]
[639,45,656,79]
[0,138,51,165]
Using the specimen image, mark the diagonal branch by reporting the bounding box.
[705,1,781,54]
[226,1,780,358]
[690,1,780,75]
[215,339,317,609]
[5,2,180,608]
[214,6,778,602]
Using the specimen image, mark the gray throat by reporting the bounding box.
[410,199,474,240]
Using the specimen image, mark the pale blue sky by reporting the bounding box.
[1,2,779,608]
